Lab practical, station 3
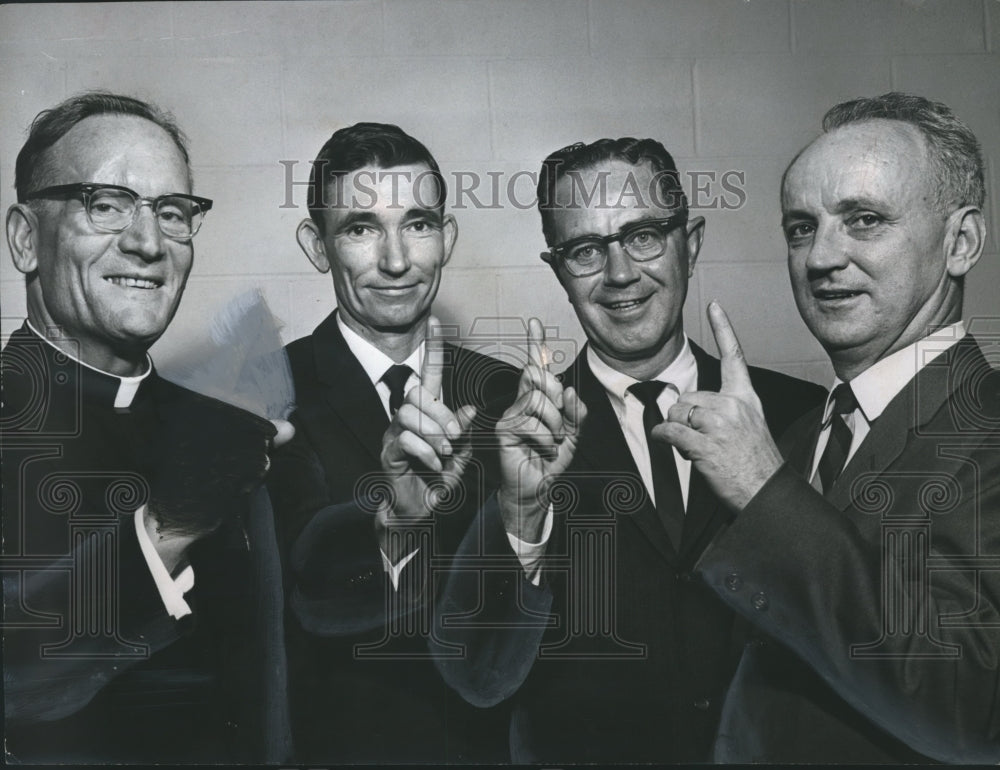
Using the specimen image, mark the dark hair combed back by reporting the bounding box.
[536,137,688,246]
[15,91,191,202]
[822,92,985,211]
[307,122,446,229]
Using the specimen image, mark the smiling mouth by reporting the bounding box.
[371,285,417,293]
[105,276,162,290]
[601,296,651,312]
[813,288,863,301]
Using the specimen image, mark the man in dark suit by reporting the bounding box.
[430,138,825,763]
[267,122,519,762]
[658,93,1000,762]
[1,92,288,763]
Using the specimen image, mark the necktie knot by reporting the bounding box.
[381,364,412,415]
[818,382,858,493]
[831,382,858,416]
[628,380,669,411]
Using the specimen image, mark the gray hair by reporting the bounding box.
[821,92,984,212]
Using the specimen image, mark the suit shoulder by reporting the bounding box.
[747,364,825,400]
[957,339,1000,418]
[448,343,521,388]
[446,343,520,413]
[746,364,827,433]
[0,335,45,413]
[154,376,272,432]
[284,333,315,375]
[285,333,312,356]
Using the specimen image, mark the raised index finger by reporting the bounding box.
[421,316,445,399]
[708,301,753,395]
[527,317,549,371]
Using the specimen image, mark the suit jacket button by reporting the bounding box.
[724,572,743,591]
[676,571,693,583]
[751,592,769,611]
[693,697,711,710]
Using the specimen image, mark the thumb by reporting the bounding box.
[455,404,478,440]
[269,418,296,447]
[561,386,587,444]
[708,301,753,395]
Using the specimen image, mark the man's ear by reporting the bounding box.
[944,206,985,278]
[684,215,706,277]
[296,218,330,273]
[7,204,39,275]
[441,213,458,267]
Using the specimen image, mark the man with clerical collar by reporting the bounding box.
[1,91,287,763]
[266,122,519,762]
[429,137,825,763]
[656,93,1000,762]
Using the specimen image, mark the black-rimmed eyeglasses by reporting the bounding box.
[544,213,688,277]
[22,183,213,241]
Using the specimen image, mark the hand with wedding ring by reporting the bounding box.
[653,301,783,511]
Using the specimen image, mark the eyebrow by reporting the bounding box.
[401,206,444,224]
[781,197,888,227]
[568,214,671,240]
[334,206,444,233]
[832,197,886,214]
[334,210,379,231]
[780,209,813,228]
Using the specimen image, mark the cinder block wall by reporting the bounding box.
[2,0,997,385]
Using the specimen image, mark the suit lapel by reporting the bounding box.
[311,314,389,464]
[826,335,979,510]
[782,410,823,476]
[567,352,677,563]
[439,342,460,410]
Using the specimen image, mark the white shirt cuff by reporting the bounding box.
[506,504,553,586]
[380,547,420,590]
[134,506,194,620]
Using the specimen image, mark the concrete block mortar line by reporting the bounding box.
[789,0,797,55]
[982,0,991,52]
[691,58,699,157]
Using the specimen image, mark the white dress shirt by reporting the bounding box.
[337,313,425,586]
[510,337,699,582]
[134,506,196,619]
[809,322,966,486]
[337,313,423,418]
[27,320,195,620]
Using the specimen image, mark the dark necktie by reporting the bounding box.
[628,381,685,550]
[818,382,859,494]
[381,364,412,416]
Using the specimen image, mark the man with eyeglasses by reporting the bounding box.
[265,122,519,762]
[2,92,288,763]
[430,137,824,763]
